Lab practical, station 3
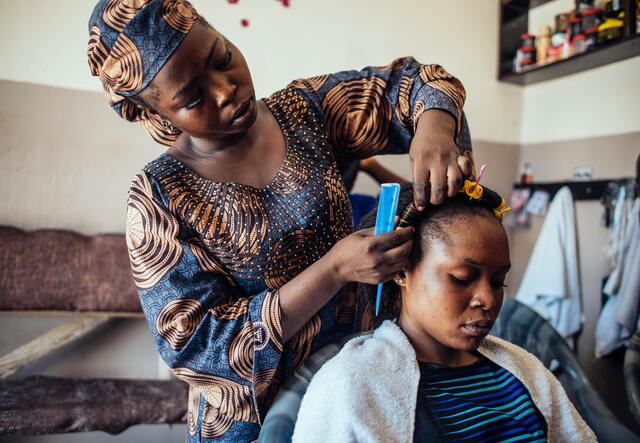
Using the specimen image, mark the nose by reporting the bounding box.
[471,281,498,311]
[208,74,236,109]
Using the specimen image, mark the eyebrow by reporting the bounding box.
[172,37,220,101]
[464,258,511,271]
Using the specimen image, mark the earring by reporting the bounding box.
[396,278,404,285]
[161,120,175,134]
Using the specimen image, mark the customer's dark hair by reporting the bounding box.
[356,182,506,330]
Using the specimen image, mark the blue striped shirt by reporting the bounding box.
[414,356,547,442]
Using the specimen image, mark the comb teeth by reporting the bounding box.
[397,203,419,229]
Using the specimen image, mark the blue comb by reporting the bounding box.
[374,183,401,316]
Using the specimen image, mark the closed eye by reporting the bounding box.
[216,49,232,70]
[449,275,472,287]
[185,92,202,110]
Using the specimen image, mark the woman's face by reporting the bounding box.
[138,20,257,139]
[398,215,510,361]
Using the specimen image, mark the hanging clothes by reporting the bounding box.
[596,197,640,357]
[516,187,582,345]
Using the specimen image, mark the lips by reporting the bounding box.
[229,97,253,126]
[461,320,493,337]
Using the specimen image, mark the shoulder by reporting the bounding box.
[310,320,415,386]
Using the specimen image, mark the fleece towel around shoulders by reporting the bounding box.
[516,186,582,342]
[292,320,596,443]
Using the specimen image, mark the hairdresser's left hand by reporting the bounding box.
[410,109,473,209]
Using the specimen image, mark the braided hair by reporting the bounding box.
[356,181,509,330]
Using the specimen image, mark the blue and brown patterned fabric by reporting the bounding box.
[126,57,471,442]
[87,0,198,145]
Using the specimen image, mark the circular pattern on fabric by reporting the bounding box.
[395,75,413,127]
[268,150,309,195]
[322,76,391,158]
[288,74,330,92]
[276,89,308,130]
[173,367,258,433]
[336,285,357,324]
[102,0,151,32]
[253,322,270,351]
[291,314,322,369]
[99,32,143,92]
[260,291,282,351]
[156,298,205,350]
[373,57,409,72]
[253,368,277,398]
[162,0,198,33]
[126,173,182,289]
[229,322,254,381]
[264,230,315,290]
[87,26,109,77]
[201,402,234,439]
[325,168,353,240]
[412,99,426,130]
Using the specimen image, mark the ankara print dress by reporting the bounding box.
[126,56,472,442]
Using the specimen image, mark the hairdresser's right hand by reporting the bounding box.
[328,227,414,286]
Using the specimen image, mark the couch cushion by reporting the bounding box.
[0,226,140,312]
[0,376,187,435]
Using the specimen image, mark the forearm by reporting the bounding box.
[359,158,408,185]
[278,251,346,342]
[415,109,457,142]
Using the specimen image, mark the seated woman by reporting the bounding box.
[292,183,596,442]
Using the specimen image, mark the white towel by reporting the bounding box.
[292,320,596,442]
[515,187,582,342]
[596,198,640,357]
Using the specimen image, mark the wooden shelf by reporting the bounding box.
[500,35,640,85]
[498,0,638,85]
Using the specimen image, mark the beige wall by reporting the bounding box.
[0,0,523,145]
[525,0,640,144]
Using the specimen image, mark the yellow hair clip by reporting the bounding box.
[493,198,511,220]
[459,179,484,200]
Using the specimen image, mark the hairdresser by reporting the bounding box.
[87,1,473,441]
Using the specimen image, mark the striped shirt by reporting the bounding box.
[414,356,547,442]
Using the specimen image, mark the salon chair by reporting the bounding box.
[258,296,640,443]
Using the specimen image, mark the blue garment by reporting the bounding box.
[415,356,547,442]
[126,57,471,442]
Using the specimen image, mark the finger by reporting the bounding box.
[457,155,473,178]
[373,227,414,250]
[393,215,400,229]
[429,166,447,205]
[411,157,429,211]
[383,239,414,263]
[356,227,375,236]
[447,163,462,197]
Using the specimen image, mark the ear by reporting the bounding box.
[393,270,408,287]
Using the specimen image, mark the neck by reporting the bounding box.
[177,103,264,161]
[397,311,477,367]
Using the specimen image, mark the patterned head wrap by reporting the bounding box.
[87,0,200,145]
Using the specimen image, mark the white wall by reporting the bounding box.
[0,0,523,146]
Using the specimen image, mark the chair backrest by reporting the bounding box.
[259,296,640,443]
